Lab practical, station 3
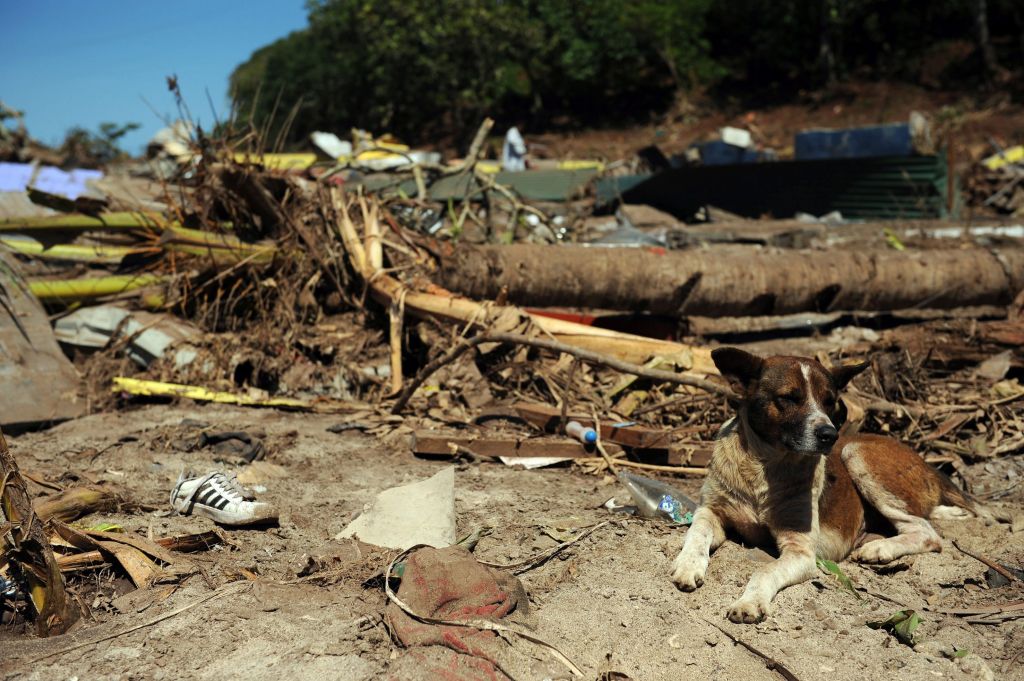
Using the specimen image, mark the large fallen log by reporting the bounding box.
[435,244,1024,317]
[333,193,717,375]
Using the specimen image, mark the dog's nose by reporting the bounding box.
[815,423,838,448]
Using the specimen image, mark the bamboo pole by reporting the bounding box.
[0,211,171,233]
[29,273,168,303]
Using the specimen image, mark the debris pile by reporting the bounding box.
[0,113,1021,677]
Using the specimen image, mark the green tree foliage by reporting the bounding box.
[229,0,1024,146]
[230,0,714,145]
[59,122,140,167]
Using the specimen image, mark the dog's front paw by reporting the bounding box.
[670,557,706,592]
[851,540,896,564]
[727,597,768,624]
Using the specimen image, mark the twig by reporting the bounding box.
[385,546,584,678]
[478,520,611,574]
[952,539,1021,583]
[700,618,803,681]
[29,581,249,662]
[591,406,619,475]
[455,117,494,172]
[631,392,705,417]
[577,457,707,476]
[558,359,578,435]
[391,331,725,414]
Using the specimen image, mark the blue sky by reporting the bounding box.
[2,1,309,155]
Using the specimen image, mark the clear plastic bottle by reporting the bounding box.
[617,471,695,524]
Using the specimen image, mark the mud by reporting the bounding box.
[1,403,1021,680]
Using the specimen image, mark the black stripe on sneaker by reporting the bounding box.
[198,488,217,506]
[215,496,231,510]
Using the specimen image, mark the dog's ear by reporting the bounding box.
[831,359,870,390]
[712,347,764,397]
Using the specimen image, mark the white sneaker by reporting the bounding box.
[170,470,278,526]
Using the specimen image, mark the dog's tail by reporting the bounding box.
[936,471,998,524]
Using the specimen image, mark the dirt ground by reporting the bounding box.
[1,401,1022,680]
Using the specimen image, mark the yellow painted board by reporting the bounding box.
[232,153,317,170]
[110,377,368,414]
[111,377,312,410]
[982,145,1024,171]
[476,160,605,174]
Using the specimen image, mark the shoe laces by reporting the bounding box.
[209,472,252,502]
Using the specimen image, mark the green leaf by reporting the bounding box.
[867,609,923,646]
[81,522,123,533]
[816,557,861,600]
[952,648,970,659]
[883,228,906,251]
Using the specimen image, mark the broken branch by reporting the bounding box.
[391,330,727,414]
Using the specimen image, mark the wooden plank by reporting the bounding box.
[667,444,713,467]
[479,403,674,450]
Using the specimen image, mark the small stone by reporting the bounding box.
[915,640,954,662]
[958,653,995,681]
[704,632,720,647]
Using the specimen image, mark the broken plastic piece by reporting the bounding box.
[565,420,597,445]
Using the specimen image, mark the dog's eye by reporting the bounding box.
[824,395,837,409]
[775,393,799,408]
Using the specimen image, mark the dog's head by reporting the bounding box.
[712,347,868,456]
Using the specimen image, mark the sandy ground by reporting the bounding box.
[1,403,1022,680]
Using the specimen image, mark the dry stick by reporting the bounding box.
[952,539,1021,583]
[455,117,495,172]
[384,547,584,678]
[477,520,612,574]
[392,331,726,414]
[29,580,249,663]
[631,391,704,417]
[577,457,707,476]
[388,292,406,395]
[557,358,578,436]
[590,405,619,475]
[700,618,803,681]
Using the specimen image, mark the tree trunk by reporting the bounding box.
[975,0,1000,79]
[0,429,76,636]
[818,0,838,87]
[435,244,1024,317]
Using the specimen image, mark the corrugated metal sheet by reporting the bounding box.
[358,168,598,202]
[599,155,952,220]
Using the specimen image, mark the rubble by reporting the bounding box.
[0,107,1022,678]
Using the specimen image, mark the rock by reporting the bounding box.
[914,640,954,662]
[957,653,995,681]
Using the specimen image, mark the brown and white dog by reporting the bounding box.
[671,348,990,623]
